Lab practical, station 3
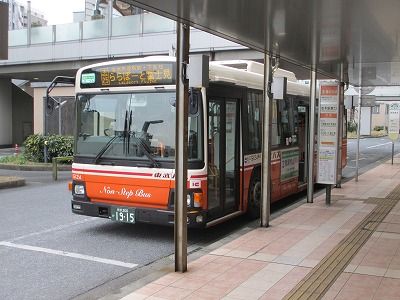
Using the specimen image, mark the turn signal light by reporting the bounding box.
[193,192,203,208]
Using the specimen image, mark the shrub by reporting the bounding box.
[347,121,357,133]
[0,154,28,165]
[373,126,385,131]
[23,134,73,163]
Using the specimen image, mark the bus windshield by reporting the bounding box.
[75,91,203,165]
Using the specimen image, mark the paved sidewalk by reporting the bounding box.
[117,157,400,300]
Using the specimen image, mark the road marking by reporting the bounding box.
[367,142,392,149]
[350,158,366,162]
[0,241,138,269]
[9,218,97,242]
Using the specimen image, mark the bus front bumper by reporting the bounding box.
[71,199,207,228]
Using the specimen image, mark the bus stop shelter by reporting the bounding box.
[121,0,400,272]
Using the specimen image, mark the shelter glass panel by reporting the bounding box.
[8,29,27,46]
[143,13,174,33]
[56,23,80,42]
[112,15,141,36]
[83,19,108,39]
[31,26,53,44]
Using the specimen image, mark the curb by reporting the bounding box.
[0,176,25,189]
[0,163,71,171]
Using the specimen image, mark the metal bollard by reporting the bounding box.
[52,158,58,181]
[44,140,48,163]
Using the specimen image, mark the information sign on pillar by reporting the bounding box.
[388,103,400,141]
[317,82,340,185]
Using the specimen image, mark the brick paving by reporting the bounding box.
[119,158,400,300]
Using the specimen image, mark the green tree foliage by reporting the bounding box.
[23,134,73,163]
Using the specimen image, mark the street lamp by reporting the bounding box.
[45,76,75,135]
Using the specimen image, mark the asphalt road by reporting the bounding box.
[0,169,257,300]
[0,136,398,299]
[342,136,400,179]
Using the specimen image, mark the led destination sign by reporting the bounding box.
[80,62,176,88]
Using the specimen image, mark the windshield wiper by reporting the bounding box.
[126,110,133,154]
[135,136,160,168]
[95,110,129,164]
[135,120,164,168]
[123,110,129,154]
[94,134,120,164]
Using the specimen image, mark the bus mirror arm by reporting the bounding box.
[141,120,164,133]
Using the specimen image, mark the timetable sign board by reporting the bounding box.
[317,82,340,185]
[388,103,400,141]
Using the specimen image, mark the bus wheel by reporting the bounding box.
[247,173,261,219]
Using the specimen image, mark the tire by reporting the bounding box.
[247,170,261,219]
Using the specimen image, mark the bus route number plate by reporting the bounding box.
[110,207,135,224]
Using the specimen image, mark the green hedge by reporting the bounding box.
[347,121,357,133]
[23,134,73,163]
[373,126,385,131]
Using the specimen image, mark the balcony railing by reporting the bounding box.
[8,13,176,47]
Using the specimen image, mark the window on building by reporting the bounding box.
[372,105,380,114]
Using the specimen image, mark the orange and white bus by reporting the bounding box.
[71,56,346,227]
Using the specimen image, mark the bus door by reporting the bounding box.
[297,105,308,185]
[207,98,240,219]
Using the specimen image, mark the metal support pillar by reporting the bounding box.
[355,33,363,182]
[174,21,189,273]
[336,64,345,188]
[392,142,395,165]
[307,0,318,203]
[261,54,272,227]
[307,70,317,203]
[107,0,113,55]
[326,184,331,205]
[58,105,62,135]
[27,1,31,45]
[355,91,361,182]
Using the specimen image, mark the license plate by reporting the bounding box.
[110,207,135,224]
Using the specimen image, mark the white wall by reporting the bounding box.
[0,78,12,146]
[360,106,372,135]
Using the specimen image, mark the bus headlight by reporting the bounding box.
[74,184,85,195]
[187,194,192,206]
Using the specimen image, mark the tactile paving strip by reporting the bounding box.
[283,185,400,300]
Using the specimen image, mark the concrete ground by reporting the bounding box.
[114,156,400,300]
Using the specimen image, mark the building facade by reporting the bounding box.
[2,0,47,30]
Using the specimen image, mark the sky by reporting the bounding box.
[26,0,85,25]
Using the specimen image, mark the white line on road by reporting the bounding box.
[9,218,97,242]
[0,241,138,269]
[350,158,367,162]
[367,142,392,149]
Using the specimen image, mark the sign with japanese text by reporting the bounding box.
[281,148,299,181]
[317,82,340,184]
[80,61,176,89]
[388,103,400,141]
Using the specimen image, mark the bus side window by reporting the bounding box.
[247,91,263,152]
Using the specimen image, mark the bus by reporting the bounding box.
[70,56,347,227]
